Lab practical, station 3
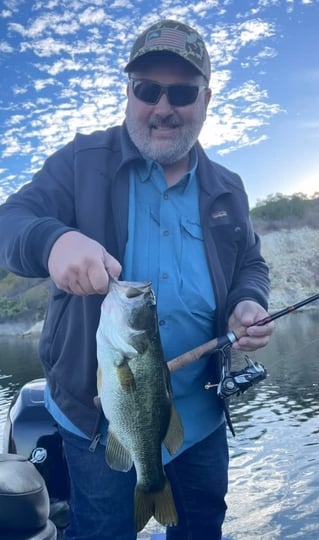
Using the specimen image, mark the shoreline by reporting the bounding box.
[1,304,318,337]
[0,320,44,337]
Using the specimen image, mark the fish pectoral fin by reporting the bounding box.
[116,361,136,392]
[105,430,133,472]
[93,395,102,409]
[163,404,184,456]
[134,478,178,532]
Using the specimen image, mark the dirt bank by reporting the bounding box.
[261,226,318,310]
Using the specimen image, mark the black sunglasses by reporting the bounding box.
[129,78,207,107]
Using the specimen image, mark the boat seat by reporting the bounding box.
[0,453,57,540]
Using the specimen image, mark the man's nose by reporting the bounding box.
[154,91,174,111]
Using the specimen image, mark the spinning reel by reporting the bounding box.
[205,349,267,398]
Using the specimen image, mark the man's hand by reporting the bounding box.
[228,300,275,351]
[48,231,122,295]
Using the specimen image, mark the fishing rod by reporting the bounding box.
[167,292,319,374]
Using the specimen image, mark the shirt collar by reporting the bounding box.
[136,147,198,190]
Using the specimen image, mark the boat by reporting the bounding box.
[1,378,68,540]
[0,378,232,539]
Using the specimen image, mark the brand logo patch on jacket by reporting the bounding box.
[211,210,228,219]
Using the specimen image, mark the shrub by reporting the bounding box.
[251,193,319,232]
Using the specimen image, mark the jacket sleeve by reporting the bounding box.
[0,141,77,277]
[225,215,270,319]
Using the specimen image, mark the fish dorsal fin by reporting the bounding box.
[163,404,184,456]
[105,429,133,472]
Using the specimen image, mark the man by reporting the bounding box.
[0,19,274,540]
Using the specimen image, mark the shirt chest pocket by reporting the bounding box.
[180,217,204,262]
[181,217,203,239]
[180,217,215,313]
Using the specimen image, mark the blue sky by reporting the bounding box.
[0,0,318,208]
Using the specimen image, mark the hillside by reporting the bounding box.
[0,271,49,333]
[0,224,318,334]
[260,226,318,309]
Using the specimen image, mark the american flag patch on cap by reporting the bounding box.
[145,28,186,50]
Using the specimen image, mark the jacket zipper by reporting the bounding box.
[89,433,102,452]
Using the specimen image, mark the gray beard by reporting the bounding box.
[125,117,203,165]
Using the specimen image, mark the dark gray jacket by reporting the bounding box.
[0,124,270,437]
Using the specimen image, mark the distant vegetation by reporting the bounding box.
[0,192,318,324]
[0,270,49,324]
[251,192,319,234]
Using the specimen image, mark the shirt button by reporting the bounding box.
[163,193,169,200]
[163,230,169,236]
[159,320,166,326]
[162,273,168,279]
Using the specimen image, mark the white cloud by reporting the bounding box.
[237,19,275,45]
[2,0,20,12]
[1,134,33,157]
[7,21,24,35]
[78,7,109,26]
[34,78,57,91]
[109,0,134,8]
[5,114,25,125]
[0,10,13,18]
[0,41,14,52]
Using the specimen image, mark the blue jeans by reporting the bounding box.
[59,423,229,540]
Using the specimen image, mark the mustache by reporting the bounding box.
[148,115,183,129]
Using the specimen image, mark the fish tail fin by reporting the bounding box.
[153,478,178,529]
[135,478,178,532]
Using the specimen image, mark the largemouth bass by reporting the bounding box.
[96,277,184,532]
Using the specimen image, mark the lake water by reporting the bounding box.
[0,310,318,539]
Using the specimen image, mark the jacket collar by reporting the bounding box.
[117,124,232,202]
[195,141,232,200]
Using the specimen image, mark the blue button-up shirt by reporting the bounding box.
[123,149,224,462]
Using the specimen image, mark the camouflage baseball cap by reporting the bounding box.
[124,20,211,82]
